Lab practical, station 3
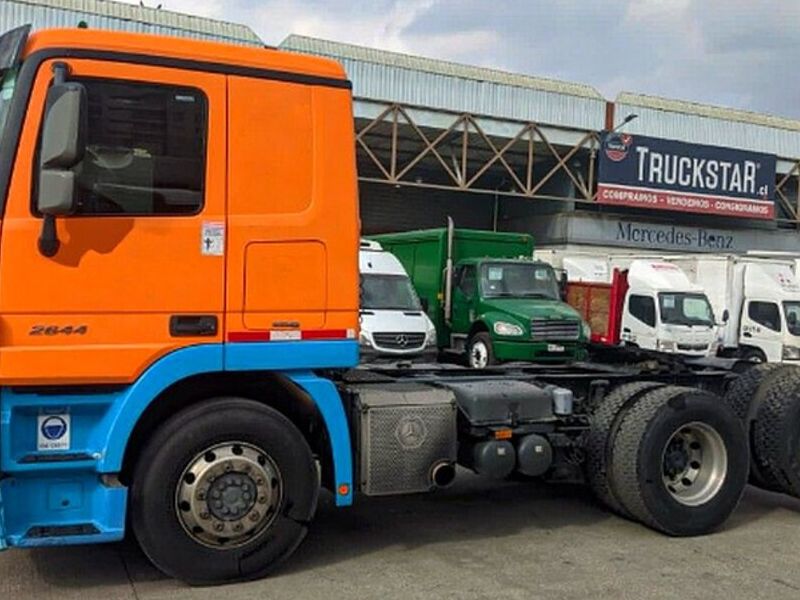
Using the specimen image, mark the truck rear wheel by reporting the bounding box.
[130,398,319,585]
[723,363,792,490]
[467,332,496,369]
[609,386,748,536]
[752,367,800,496]
[585,381,665,517]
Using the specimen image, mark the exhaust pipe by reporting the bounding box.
[444,216,455,326]
[430,461,456,488]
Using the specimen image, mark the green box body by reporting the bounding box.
[373,228,587,363]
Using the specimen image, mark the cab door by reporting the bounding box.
[742,300,783,361]
[0,58,227,385]
[622,293,657,350]
[450,264,477,347]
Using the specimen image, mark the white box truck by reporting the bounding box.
[666,255,800,362]
[537,251,719,357]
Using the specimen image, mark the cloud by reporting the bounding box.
[118,0,800,119]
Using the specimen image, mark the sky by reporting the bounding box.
[121,0,800,119]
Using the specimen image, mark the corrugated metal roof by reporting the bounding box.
[280,34,607,131]
[1,0,262,46]
[617,92,800,160]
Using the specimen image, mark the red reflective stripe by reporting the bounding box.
[302,329,348,340]
[227,329,350,342]
[227,331,270,342]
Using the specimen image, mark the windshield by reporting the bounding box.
[361,274,422,311]
[479,262,560,300]
[784,302,800,336]
[0,67,17,139]
[658,293,715,327]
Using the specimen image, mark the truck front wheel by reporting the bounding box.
[130,397,319,585]
[467,332,496,369]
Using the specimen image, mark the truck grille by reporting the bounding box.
[530,319,581,341]
[677,343,709,352]
[373,332,426,351]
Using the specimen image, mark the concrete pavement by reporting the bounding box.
[3,473,800,600]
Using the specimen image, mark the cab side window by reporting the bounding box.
[629,294,656,327]
[748,301,781,332]
[456,265,476,298]
[39,78,208,216]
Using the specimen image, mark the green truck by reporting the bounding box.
[373,222,589,367]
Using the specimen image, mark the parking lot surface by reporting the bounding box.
[3,473,800,600]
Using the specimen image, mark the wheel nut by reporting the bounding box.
[225,464,233,472]
[197,491,206,501]
[249,511,260,522]
[199,512,210,520]
[258,495,268,504]
[255,477,265,485]
[233,523,244,532]
[214,522,224,532]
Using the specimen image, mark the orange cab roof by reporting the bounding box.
[23,28,348,82]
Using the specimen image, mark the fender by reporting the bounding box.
[1,340,357,506]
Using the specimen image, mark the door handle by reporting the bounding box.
[170,315,218,337]
[623,327,631,333]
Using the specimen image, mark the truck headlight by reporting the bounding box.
[494,321,524,336]
[425,327,437,347]
[359,331,373,348]
[782,345,800,360]
[582,321,592,340]
[658,340,675,352]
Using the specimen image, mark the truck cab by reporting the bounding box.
[358,240,437,361]
[538,250,718,357]
[374,225,589,368]
[670,255,800,363]
[618,260,718,356]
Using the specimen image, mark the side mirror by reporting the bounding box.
[37,81,86,216]
[558,270,568,300]
[722,309,730,324]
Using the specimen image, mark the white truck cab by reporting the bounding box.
[537,250,718,357]
[617,259,718,356]
[669,255,800,363]
[359,240,437,362]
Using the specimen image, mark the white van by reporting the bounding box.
[667,255,800,362]
[359,240,437,362]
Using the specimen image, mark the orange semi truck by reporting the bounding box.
[3,24,800,586]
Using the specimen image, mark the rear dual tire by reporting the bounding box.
[588,384,748,536]
[609,386,748,536]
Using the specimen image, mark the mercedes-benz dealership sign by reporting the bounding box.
[597,133,777,219]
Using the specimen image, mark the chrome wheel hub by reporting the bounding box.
[176,442,282,548]
[661,422,727,507]
[470,341,489,369]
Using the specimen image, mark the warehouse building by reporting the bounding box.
[4,0,800,255]
[0,0,262,46]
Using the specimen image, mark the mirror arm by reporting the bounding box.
[38,214,60,257]
[52,61,68,85]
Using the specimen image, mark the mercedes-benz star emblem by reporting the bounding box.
[395,334,409,347]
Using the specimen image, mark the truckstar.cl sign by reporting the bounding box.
[597,133,777,219]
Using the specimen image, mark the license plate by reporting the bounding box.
[547,344,565,352]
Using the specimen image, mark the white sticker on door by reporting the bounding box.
[201,222,225,256]
[37,413,71,451]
